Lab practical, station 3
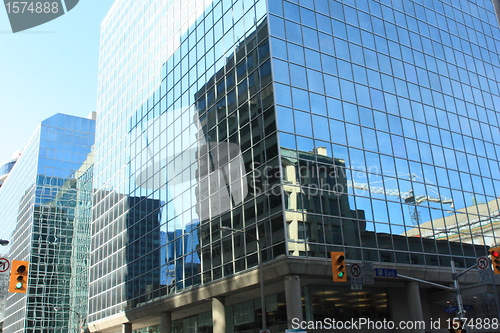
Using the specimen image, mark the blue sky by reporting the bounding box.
[0,1,115,164]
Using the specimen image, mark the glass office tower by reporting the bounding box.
[0,113,95,333]
[91,0,500,331]
[68,153,95,333]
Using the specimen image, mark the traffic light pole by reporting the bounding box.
[396,274,454,292]
[451,260,500,320]
[382,254,500,321]
[397,260,479,319]
[451,260,467,318]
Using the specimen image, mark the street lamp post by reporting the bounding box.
[221,226,266,331]
[54,306,86,333]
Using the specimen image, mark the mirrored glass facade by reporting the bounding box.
[92,0,500,330]
[269,0,500,265]
[69,156,94,333]
[92,0,270,323]
[0,114,95,333]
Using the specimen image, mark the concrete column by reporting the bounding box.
[387,287,408,333]
[212,297,226,333]
[122,323,132,333]
[285,275,303,328]
[303,285,314,322]
[159,312,172,333]
[405,281,425,333]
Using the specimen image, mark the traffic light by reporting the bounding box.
[8,260,29,293]
[331,251,347,282]
[490,247,500,275]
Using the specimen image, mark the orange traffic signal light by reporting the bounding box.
[331,251,347,282]
[490,247,500,275]
[8,260,29,293]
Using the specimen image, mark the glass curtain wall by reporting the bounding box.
[270,0,500,266]
[92,0,500,325]
[91,0,276,323]
[0,114,95,333]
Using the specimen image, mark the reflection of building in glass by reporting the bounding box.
[281,146,364,256]
[68,151,94,333]
[405,198,500,246]
[164,220,201,292]
[0,113,95,332]
[193,18,280,288]
[90,191,162,312]
[91,0,500,331]
[126,196,163,305]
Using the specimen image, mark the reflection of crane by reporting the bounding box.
[346,173,454,225]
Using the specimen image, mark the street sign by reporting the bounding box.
[477,256,489,270]
[0,258,10,273]
[477,256,492,283]
[444,305,458,313]
[350,264,361,277]
[260,330,271,333]
[351,278,362,290]
[374,268,397,277]
[350,264,363,290]
[0,258,10,300]
[444,305,474,314]
[362,262,374,284]
[479,267,492,283]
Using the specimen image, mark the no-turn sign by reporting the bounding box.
[0,258,10,273]
[351,263,361,277]
[477,256,489,270]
